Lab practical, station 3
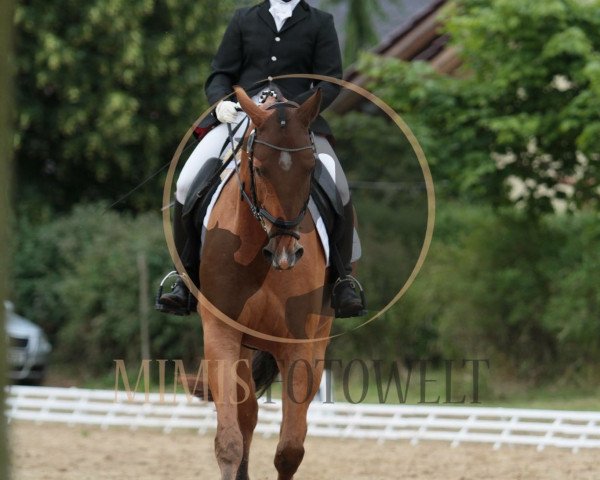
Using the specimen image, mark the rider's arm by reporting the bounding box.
[293,13,342,112]
[204,10,243,106]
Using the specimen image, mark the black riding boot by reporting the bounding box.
[155,157,226,315]
[155,201,198,315]
[331,202,367,318]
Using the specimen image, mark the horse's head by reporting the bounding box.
[234,85,322,270]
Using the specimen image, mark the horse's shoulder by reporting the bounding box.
[205,178,238,230]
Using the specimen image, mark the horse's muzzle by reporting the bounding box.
[262,237,304,270]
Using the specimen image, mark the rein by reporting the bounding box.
[228,101,317,239]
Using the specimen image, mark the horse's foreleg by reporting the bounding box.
[203,317,244,480]
[274,345,326,480]
[235,346,258,480]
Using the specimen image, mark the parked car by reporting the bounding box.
[5,301,52,384]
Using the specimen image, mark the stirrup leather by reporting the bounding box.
[154,270,196,316]
[331,275,367,317]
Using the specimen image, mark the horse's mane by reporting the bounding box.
[259,82,286,104]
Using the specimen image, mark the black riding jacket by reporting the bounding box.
[200,0,343,135]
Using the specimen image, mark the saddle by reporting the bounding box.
[182,156,225,238]
[181,150,344,268]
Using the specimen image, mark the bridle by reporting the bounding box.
[231,101,318,240]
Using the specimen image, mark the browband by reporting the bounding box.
[266,101,300,127]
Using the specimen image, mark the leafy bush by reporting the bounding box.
[330,201,600,385]
[397,205,600,383]
[12,201,600,386]
[13,203,202,378]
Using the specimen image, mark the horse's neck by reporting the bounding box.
[233,193,259,235]
[228,178,267,252]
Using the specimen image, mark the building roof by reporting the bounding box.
[312,0,438,54]
[328,0,461,113]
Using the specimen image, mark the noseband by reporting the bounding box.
[234,101,318,239]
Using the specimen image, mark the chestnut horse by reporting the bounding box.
[198,86,333,480]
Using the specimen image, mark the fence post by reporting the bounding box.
[137,253,150,360]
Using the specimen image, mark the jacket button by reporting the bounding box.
[275,37,281,42]
[271,56,277,61]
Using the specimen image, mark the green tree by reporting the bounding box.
[14,0,236,213]
[360,0,600,214]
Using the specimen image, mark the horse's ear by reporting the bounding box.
[296,88,322,128]
[233,86,270,127]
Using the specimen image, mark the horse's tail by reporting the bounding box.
[185,351,279,401]
[252,350,279,398]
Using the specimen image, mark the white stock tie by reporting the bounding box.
[269,0,300,31]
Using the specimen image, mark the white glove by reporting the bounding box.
[215,100,240,124]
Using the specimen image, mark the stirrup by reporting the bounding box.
[331,275,367,318]
[154,271,195,316]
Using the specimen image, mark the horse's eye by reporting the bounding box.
[255,167,263,177]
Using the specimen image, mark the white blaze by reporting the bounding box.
[279,151,292,171]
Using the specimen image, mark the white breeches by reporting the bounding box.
[175,115,351,206]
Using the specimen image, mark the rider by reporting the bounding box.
[156,0,367,317]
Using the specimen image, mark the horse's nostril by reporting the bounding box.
[295,246,304,261]
[263,247,274,263]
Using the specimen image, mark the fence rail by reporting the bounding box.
[6,386,600,452]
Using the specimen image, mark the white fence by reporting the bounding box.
[6,385,600,452]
